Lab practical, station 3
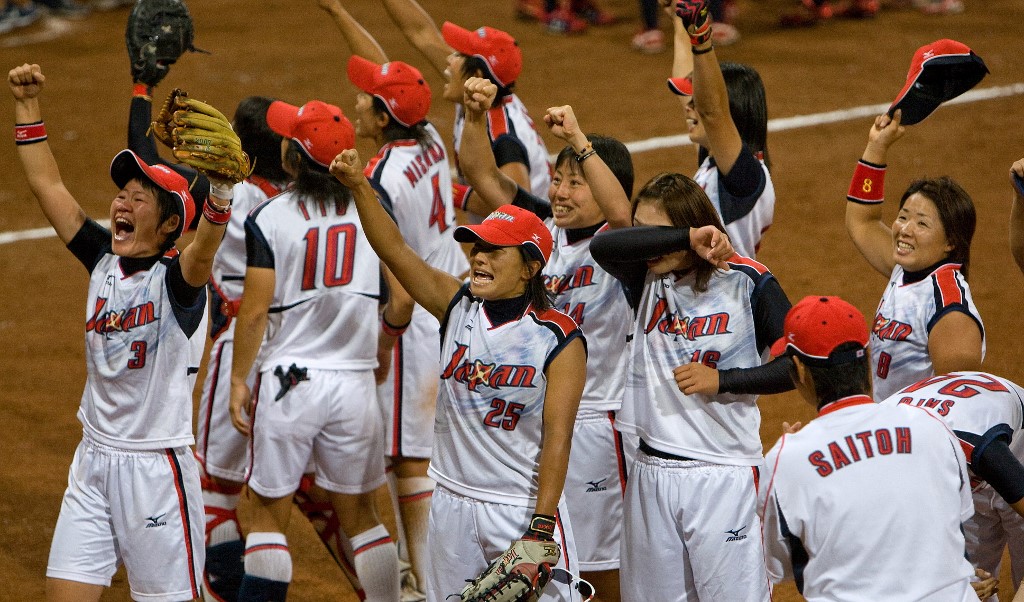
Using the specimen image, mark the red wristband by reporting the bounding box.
[132,83,151,99]
[381,316,410,337]
[452,183,472,211]
[847,160,886,204]
[202,197,232,225]
[15,121,46,145]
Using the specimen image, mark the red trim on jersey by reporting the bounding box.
[528,306,579,337]
[486,102,511,140]
[725,254,770,275]
[933,264,966,307]
[246,373,262,482]
[247,174,285,199]
[199,341,227,463]
[817,394,874,416]
[165,449,200,599]
[353,535,393,556]
[608,411,628,496]
[760,435,786,523]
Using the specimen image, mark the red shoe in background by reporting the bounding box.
[547,6,588,34]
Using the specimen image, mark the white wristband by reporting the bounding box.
[210,181,234,202]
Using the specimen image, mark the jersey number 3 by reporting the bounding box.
[301,224,357,290]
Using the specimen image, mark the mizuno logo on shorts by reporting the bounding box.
[145,514,167,528]
[725,526,747,542]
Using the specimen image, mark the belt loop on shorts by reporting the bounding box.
[639,438,696,462]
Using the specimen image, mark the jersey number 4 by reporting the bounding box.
[301,224,357,290]
[428,174,450,234]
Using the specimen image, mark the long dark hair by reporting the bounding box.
[233,96,289,184]
[553,134,634,199]
[518,248,552,310]
[284,140,352,207]
[899,176,976,278]
[631,172,726,293]
[372,97,432,150]
[721,62,770,169]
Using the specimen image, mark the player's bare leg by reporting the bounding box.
[390,456,433,597]
[329,489,401,601]
[237,491,294,601]
[46,578,104,602]
[581,568,620,602]
[293,475,366,597]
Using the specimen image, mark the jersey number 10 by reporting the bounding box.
[301,224,357,290]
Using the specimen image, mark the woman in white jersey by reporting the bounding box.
[668,3,773,258]
[228,100,400,601]
[590,173,794,601]
[457,77,635,601]
[11,62,232,602]
[845,110,984,401]
[332,144,595,601]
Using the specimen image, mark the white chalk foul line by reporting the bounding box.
[4,83,1023,246]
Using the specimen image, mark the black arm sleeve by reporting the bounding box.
[492,135,530,171]
[717,145,767,225]
[591,226,691,310]
[511,186,553,220]
[165,258,207,338]
[957,426,1024,504]
[66,219,112,273]
[717,276,795,395]
[244,216,275,269]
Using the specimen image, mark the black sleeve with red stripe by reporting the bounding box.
[955,425,1024,504]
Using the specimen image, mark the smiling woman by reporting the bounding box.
[844,109,984,401]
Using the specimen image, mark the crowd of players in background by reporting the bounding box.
[9,0,1024,600]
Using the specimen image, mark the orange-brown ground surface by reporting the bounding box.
[1,0,1022,599]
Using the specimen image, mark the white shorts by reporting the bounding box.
[563,409,629,571]
[377,312,440,459]
[247,366,387,498]
[964,484,1024,587]
[195,334,253,482]
[427,486,582,602]
[47,437,204,602]
[621,449,770,602]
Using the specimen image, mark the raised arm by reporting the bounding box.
[534,336,586,518]
[177,183,232,287]
[676,0,743,173]
[331,149,461,319]
[459,77,521,215]
[1010,159,1024,276]
[10,64,85,244]
[544,105,632,228]
[319,0,389,65]
[845,111,906,276]
[378,0,451,77]
[670,3,693,111]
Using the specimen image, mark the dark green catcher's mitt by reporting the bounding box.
[126,0,202,87]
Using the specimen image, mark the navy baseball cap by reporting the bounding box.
[888,39,988,126]
[771,296,869,367]
[110,149,195,238]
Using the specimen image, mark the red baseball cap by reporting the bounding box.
[267,100,355,168]
[347,56,432,128]
[454,204,552,265]
[888,39,988,126]
[110,149,195,238]
[770,296,869,366]
[441,22,522,87]
[667,76,693,97]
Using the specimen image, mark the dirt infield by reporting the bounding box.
[1,0,1021,599]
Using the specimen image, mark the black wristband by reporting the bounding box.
[524,513,556,541]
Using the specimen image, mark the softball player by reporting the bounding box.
[590,173,793,602]
[880,371,1024,596]
[458,77,634,601]
[11,62,231,602]
[761,296,979,601]
[668,3,774,258]
[379,0,552,199]
[227,99,399,601]
[333,148,591,602]
[845,110,984,401]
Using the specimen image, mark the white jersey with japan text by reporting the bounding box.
[429,285,585,505]
[80,240,207,450]
[619,256,774,465]
[760,396,976,601]
[544,222,629,411]
[871,262,985,401]
[245,190,380,370]
[694,154,774,259]
[453,95,551,199]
